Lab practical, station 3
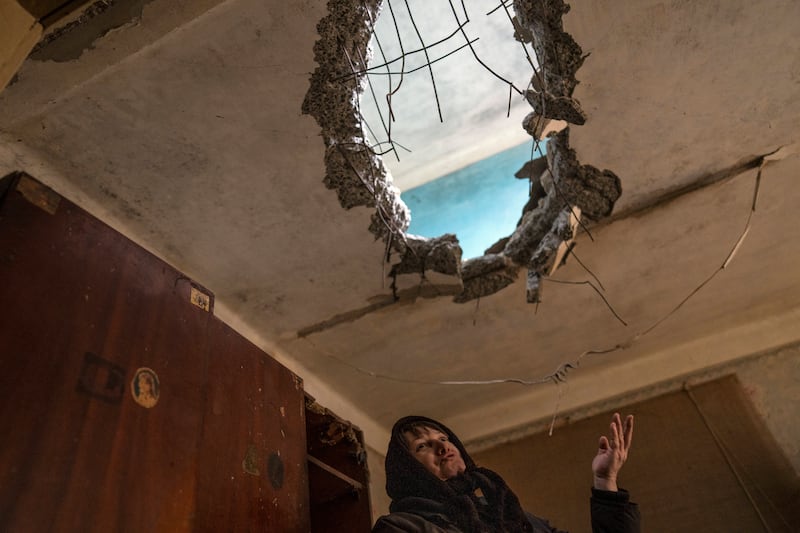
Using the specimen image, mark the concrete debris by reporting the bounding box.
[454,254,520,303]
[522,206,579,303]
[525,90,587,125]
[539,164,556,197]
[522,112,545,138]
[390,234,462,277]
[546,130,622,220]
[516,194,543,224]
[505,139,619,302]
[323,144,380,209]
[526,270,543,303]
[529,209,574,275]
[511,16,534,44]
[485,237,510,255]
[575,165,622,218]
[514,158,548,216]
[302,1,378,140]
[514,0,585,97]
[368,188,411,243]
[518,0,587,135]
[303,0,410,239]
[514,155,548,181]
[503,195,561,265]
[521,112,567,139]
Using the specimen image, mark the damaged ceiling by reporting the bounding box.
[2,0,799,451]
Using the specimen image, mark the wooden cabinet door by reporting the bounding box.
[195,321,310,532]
[0,174,310,532]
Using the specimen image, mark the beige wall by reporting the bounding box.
[734,343,800,473]
[367,444,390,523]
[366,342,800,522]
[0,0,42,91]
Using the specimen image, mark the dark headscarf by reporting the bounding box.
[385,415,533,533]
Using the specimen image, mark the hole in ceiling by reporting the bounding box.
[401,141,539,260]
[357,1,535,261]
[302,0,623,304]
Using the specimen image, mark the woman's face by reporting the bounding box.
[138,373,153,393]
[404,426,466,480]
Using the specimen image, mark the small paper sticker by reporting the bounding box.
[190,287,211,311]
[131,367,160,408]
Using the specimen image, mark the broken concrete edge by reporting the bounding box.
[514,0,586,121]
[389,233,461,277]
[499,128,621,295]
[305,396,364,450]
[524,209,575,303]
[454,254,520,304]
[545,129,622,220]
[301,0,622,307]
[302,0,412,247]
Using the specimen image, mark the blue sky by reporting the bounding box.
[402,140,542,259]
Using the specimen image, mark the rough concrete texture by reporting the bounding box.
[526,209,575,302]
[514,0,584,98]
[303,0,622,304]
[546,130,622,220]
[531,209,574,272]
[525,90,587,125]
[465,131,621,302]
[302,0,410,239]
[503,195,561,265]
[522,111,545,138]
[454,254,519,304]
[514,154,548,181]
[324,144,385,209]
[302,0,377,141]
[450,0,621,303]
[390,234,462,277]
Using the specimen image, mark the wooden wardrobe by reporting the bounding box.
[0,173,372,532]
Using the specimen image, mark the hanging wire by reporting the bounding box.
[542,278,628,326]
[403,0,444,122]
[446,0,525,96]
[301,157,766,390]
[310,2,769,419]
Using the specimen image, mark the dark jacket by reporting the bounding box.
[373,416,640,533]
[373,488,639,532]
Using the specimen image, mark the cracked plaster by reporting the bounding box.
[302,0,622,305]
[29,0,156,62]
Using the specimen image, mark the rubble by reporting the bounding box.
[454,254,520,303]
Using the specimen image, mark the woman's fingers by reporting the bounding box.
[610,413,621,449]
[623,415,634,453]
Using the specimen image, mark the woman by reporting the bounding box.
[373,413,639,532]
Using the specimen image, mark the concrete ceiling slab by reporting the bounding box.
[2,0,799,449]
